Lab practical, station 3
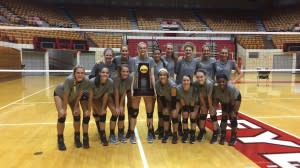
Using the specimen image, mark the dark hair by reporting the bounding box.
[72,64,85,82]
[165,43,177,62]
[195,69,207,76]
[120,45,128,52]
[202,44,211,51]
[95,67,109,87]
[216,73,228,82]
[183,42,195,51]
[118,64,129,78]
[182,74,193,85]
[103,48,114,57]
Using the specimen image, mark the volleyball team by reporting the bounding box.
[54,42,243,151]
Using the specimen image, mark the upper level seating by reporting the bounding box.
[236,35,265,49]
[199,10,258,31]
[67,6,131,29]
[86,32,122,48]
[261,7,300,31]
[136,8,206,31]
[1,0,71,27]
[0,29,83,44]
[272,35,300,49]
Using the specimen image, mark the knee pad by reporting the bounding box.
[118,115,125,121]
[190,118,197,124]
[147,112,153,119]
[188,105,194,112]
[82,116,90,124]
[230,117,238,128]
[210,115,217,122]
[163,115,170,122]
[158,112,163,119]
[131,109,139,119]
[199,114,207,121]
[57,117,66,124]
[182,118,188,124]
[99,114,106,122]
[73,115,81,122]
[181,105,189,112]
[93,113,99,118]
[110,115,118,122]
[172,118,178,124]
[127,107,133,115]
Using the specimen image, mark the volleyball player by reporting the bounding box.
[88,67,113,146]
[214,74,241,146]
[153,48,167,138]
[175,42,198,136]
[214,48,243,83]
[129,42,156,144]
[194,70,219,143]
[162,43,177,79]
[197,44,216,80]
[177,75,197,144]
[155,68,178,143]
[90,48,117,79]
[110,65,133,143]
[54,65,90,151]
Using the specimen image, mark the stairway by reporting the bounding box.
[128,8,139,30]
[255,16,266,32]
[58,6,79,28]
[193,10,211,31]
[263,35,275,49]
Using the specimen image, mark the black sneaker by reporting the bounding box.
[74,132,82,148]
[158,131,164,140]
[172,133,178,144]
[161,133,168,143]
[228,136,237,146]
[83,134,90,149]
[125,130,131,139]
[154,127,163,135]
[197,129,206,142]
[182,130,188,143]
[219,131,226,145]
[57,135,66,151]
[210,131,218,144]
[101,135,109,146]
[190,130,196,144]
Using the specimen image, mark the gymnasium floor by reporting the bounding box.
[0,72,299,168]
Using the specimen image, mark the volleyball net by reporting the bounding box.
[0,26,300,83]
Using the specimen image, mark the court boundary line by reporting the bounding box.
[240,112,300,139]
[134,127,149,168]
[0,85,55,111]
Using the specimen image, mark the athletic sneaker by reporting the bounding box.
[130,133,136,144]
[57,135,66,151]
[154,126,163,135]
[219,131,226,145]
[101,135,109,146]
[158,131,164,140]
[190,131,196,144]
[118,132,127,143]
[125,131,131,139]
[210,131,218,144]
[161,133,168,143]
[82,133,90,149]
[74,133,82,148]
[147,132,154,143]
[109,134,118,145]
[197,129,206,142]
[228,136,237,146]
[172,133,178,144]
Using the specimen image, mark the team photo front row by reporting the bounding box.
[53,42,242,151]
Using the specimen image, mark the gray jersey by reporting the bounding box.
[155,79,176,101]
[89,77,113,99]
[113,55,135,73]
[175,58,199,84]
[113,75,133,96]
[213,83,240,104]
[193,79,214,98]
[176,84,194,105]
[162,56,176,79]
[131,56,155,88]
[154,61,166,82]
[198,57,216,80]
[54,75,89,103]
[214,60,237,80]
[90,62,117,79]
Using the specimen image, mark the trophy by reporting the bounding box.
[133,63,155,96]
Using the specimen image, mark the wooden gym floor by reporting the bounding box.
[0,72,299,168]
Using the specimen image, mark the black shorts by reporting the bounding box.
[235,93,242,101]
[53,91,58,97]
[221,103,234,113]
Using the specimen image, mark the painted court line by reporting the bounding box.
[134,127,149,168]
[256,116,300,119]
[0,122,72,126]
[0,85,55,111]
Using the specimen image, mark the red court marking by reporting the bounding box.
[206,112,300,168]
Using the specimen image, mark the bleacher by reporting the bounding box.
[237,35,265,49]
[86,32,122,48]
[272,35,300,49]
[67,6,131,29]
